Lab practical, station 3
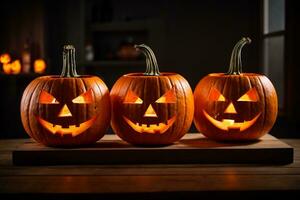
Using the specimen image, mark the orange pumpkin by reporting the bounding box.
[20,45,111,147]
[110,44,194,146]
[194,37,278,141]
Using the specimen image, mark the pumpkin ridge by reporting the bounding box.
[162,76,174,141]
[244,76,252,138]
[173,75,187,140]
[35,78,52,143]
[119,77,134,141]
[42,79,56,143]
[164,76,174,138]
[79,78,88,128]
[215,76,227,123]
[26,79,42,140]
[22,79,36,137]
[257,76,267,136]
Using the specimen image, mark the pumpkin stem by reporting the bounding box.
[134,44,160,76]
[227,37,251,75]
[61,45,79,77]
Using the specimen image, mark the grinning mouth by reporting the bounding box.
[203,110,261,131]
[123,116,176,134]
[37,116,96,137]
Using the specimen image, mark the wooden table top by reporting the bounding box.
[1,137,300,198]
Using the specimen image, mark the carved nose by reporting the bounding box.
[144,104,158,118]
[58,104,72,117]
[224,102,237,114]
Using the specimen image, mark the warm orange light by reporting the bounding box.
[144,104,158,117]
[209,88,226,101]
[3,63,12,74]
[203,110,261,131]
[156,88,176,103]
[123,116,176,134]
[2,59,21,74]
[37,116,96,137]
[238,88,259,102]
[72,89,94,104]
[58,104,72,117]
[11,60,21,74]
[123,90,143,104]
[34,59,46,74]
[0,53,11,64]
[39,90,59,104]
[224,102,237,114]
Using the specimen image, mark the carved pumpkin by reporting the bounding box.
[194,38,278,141]
[20,45,111,146]
[111,44,194,146]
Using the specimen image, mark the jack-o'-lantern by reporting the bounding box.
[110,44,194,146]
[194,37,278,141]
[20,45,111,147]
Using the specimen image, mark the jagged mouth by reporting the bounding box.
[203,110,261,131]
[37,116,96,137]
[123,116,176,134]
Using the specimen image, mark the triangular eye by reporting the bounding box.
[39,90,59,104]
[156,88,176,103]
[238,88,259,102]
[209,88,226,101]
[123,90,143,104]
[72,89,94,104]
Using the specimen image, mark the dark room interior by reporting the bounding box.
[0,0,300,198]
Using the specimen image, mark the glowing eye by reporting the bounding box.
[209,88,226,101]
[123,90,143,104]
[72,89,94,104]
[39,90,59,104]
[238,88,259,102]
[156,88,176,103]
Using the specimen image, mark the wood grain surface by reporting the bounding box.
[0,134,300,199]
[12,134,293,165]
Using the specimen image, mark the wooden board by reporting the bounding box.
[12,134,293,165]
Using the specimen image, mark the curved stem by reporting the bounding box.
[60,45,79,77]
[134,44,160,76]
[227,37,251,75]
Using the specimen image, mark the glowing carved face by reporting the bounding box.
[123,88,176,134]
[37,89,96,136]
[203,87,261,131]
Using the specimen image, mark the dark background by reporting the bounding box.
[0,0,299,138]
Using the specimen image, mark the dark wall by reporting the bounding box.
[161,0,261,88]
[285,0,300,133]
[0,0,45,59]
[44,0,85,75]
[44,0,261,88]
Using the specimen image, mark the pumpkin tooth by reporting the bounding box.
[123,116,176,134]
[203,110,261,132]
[37,116,96,137]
